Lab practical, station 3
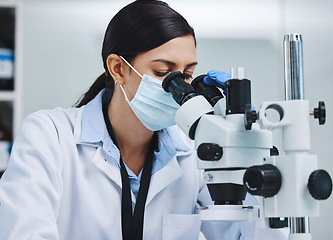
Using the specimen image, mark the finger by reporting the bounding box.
[207,70,219,79]
[203,76,224,88]
[216,72,231,82]
[203,76,217,85]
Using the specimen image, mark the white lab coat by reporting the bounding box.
[0,105,288,240]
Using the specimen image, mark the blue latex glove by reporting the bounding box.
[204,70,255,111]
[203,70,231,92]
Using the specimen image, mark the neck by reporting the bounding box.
[108,86,155,175]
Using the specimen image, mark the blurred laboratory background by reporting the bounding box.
[0,0,332,239]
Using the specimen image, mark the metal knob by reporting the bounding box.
[311,101,326,125]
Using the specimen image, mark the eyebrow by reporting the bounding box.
[152,59,198,68]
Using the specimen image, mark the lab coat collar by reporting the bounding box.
[74,108,83,145]
[158,126,191,154]
[73,89,106,147]
[92,146,122,189]
[146,154,184,206]
[75,89,121,162]
[91,145,185,206]
[80,89,108,145]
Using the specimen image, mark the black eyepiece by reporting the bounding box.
[162,71,197,105]
[191,74,223,106]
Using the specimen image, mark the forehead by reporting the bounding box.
[134,36,197,65]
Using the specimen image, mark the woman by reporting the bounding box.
[0,1,287,239]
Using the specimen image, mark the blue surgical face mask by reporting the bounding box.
[119,56,180,131]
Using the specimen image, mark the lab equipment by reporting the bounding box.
[0,47,14,90]
[162,34,332,240]
[0,140,10,178]
[0,114,11,178]
[0,7,15,91]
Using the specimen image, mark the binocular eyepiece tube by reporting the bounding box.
[162,71,224,107]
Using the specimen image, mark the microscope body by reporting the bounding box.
[257,100,319,219]
[175,96,272,204]
[168,75,329,238]
[162,34,332,240]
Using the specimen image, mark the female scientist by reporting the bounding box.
[0,1,287,239]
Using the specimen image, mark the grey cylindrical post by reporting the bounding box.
[283,34,304,100]
[284,33,310,234]
[289,217,310,234]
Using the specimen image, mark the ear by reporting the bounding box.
[106,54,125,84]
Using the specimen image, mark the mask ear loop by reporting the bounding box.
[120,56,143,78]
[119,84,130,102]
[119,56,143,103]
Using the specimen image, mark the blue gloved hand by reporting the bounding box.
[203,70,231,92]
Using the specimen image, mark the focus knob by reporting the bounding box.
[197,143,223,161]
[244,103,257,130]
[243,164,282,198]
[308,169,332,200]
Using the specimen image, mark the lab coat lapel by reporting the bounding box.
[74,108,83,144]
[146,155,183,206]
[92,146,122,189]
[74,106,122,188]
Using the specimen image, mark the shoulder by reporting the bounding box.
[29,106,81,123]
[19,107,83,140]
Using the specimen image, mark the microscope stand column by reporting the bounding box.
[288,217,311,240]
[284,33,311,240]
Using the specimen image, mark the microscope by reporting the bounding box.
[162,34,332,240]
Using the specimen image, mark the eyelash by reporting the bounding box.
[154,71,193,80]
[183,73,193,80]
[154,71,169,77]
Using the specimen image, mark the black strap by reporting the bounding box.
[102,90,156,240]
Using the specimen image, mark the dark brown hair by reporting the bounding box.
[76,0,195,107]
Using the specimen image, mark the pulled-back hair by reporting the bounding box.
[76,0,195,107]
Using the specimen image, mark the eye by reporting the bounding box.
[153,71,169,77]
[183,73,193,80]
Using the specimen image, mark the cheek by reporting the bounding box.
[185,78,193,84]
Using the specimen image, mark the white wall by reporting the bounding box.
[19,0,333,239]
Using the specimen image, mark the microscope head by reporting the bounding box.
[163,69,272,205]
